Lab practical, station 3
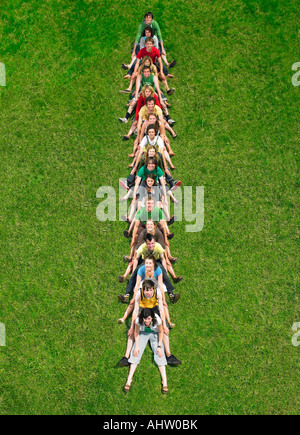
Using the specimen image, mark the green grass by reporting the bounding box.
[0,0,299,415]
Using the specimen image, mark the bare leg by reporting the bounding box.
[158,365,168,389]
[123,333,135,359]
[120,298,135,323]
[125,363,138,387]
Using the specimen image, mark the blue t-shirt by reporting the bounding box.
[137,265,162,280]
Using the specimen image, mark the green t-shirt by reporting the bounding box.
[137,165,164,181]
[135,20,163,44]
[141,73,155,91]
[135,206,163,223]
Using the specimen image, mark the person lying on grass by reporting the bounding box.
[122,308,169,394]
[118,282,181,371]
[118,232,182,302]
[118,256,173,328]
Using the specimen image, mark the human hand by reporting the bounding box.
[134,346,140,357]
[156,347,163,358]
[128,327,134,337]
[163,326,169,336]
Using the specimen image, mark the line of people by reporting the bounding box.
[117,12,183,394]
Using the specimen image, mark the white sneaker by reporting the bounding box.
[118,117,128,124]
[168,118,176,126]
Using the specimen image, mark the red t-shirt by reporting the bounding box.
[137,47,161,64]
[135,93,161,120]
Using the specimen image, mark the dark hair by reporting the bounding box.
[143,26,154,37]
[145,172,157,185]
[145,96,156,105]
[146,156,157,167]
[139,307,157,327]
[146,232,155,242]
[147,123,158,135]
[142,65,151,73]
[144,11,154,19]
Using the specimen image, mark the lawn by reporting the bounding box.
[0,0,299,415]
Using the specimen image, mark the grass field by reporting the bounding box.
[0,0,299,415]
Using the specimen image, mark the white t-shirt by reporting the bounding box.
[136,313,162,332]
[140,135,164,151]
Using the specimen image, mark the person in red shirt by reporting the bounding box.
[132,37,168,85]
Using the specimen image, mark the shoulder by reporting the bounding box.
[155,314,162,325]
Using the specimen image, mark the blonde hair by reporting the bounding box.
[142,85,155,98]
[138,56,157,75]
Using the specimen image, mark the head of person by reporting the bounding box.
[144,255,157,272]
[142,55,153,68]
[146,219,156,234]
[147,113,158,126]
[147,124,158,140]
[146,198,155,214]
[139,307,157,327]
[142,279,155,300]
[142,66,151,79]
[142,85,154,99]
[144,26,154,38]
[146,157,157,172]
[144,12,154,25]
[145,173,156,188]
[145,96,156,112]
[145,37,154,52]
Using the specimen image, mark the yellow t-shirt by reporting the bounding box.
[137,242,165,260]
[139,105,163,120]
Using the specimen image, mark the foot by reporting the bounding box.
[173,276,183,283]
[161,384,169,394]
[118,275,125,283]
[169,60,177,68]
[169,293,180,304]
[122,135,130,141]
[118,117,128,124]
[121,63,129,70]
[170,180,181,192]
[170,257,178,264]
[123,230,130,238]
[128,153,134,158]
[168,118,176,126]
[167,74,174,78]
[118,356,130,367]
[124,383,131,392]
[172,133,177,138]
[168,322,175,329]
[168,216,176,226]
[167,232,174,240]
[119,180,129,190]
[121,215,130,224]
[123,255,131,263]
[166,354,181,365]
[117,318,124,324]
[118,294,129,303]
[167,88,176,95]
[119,89,131,94]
